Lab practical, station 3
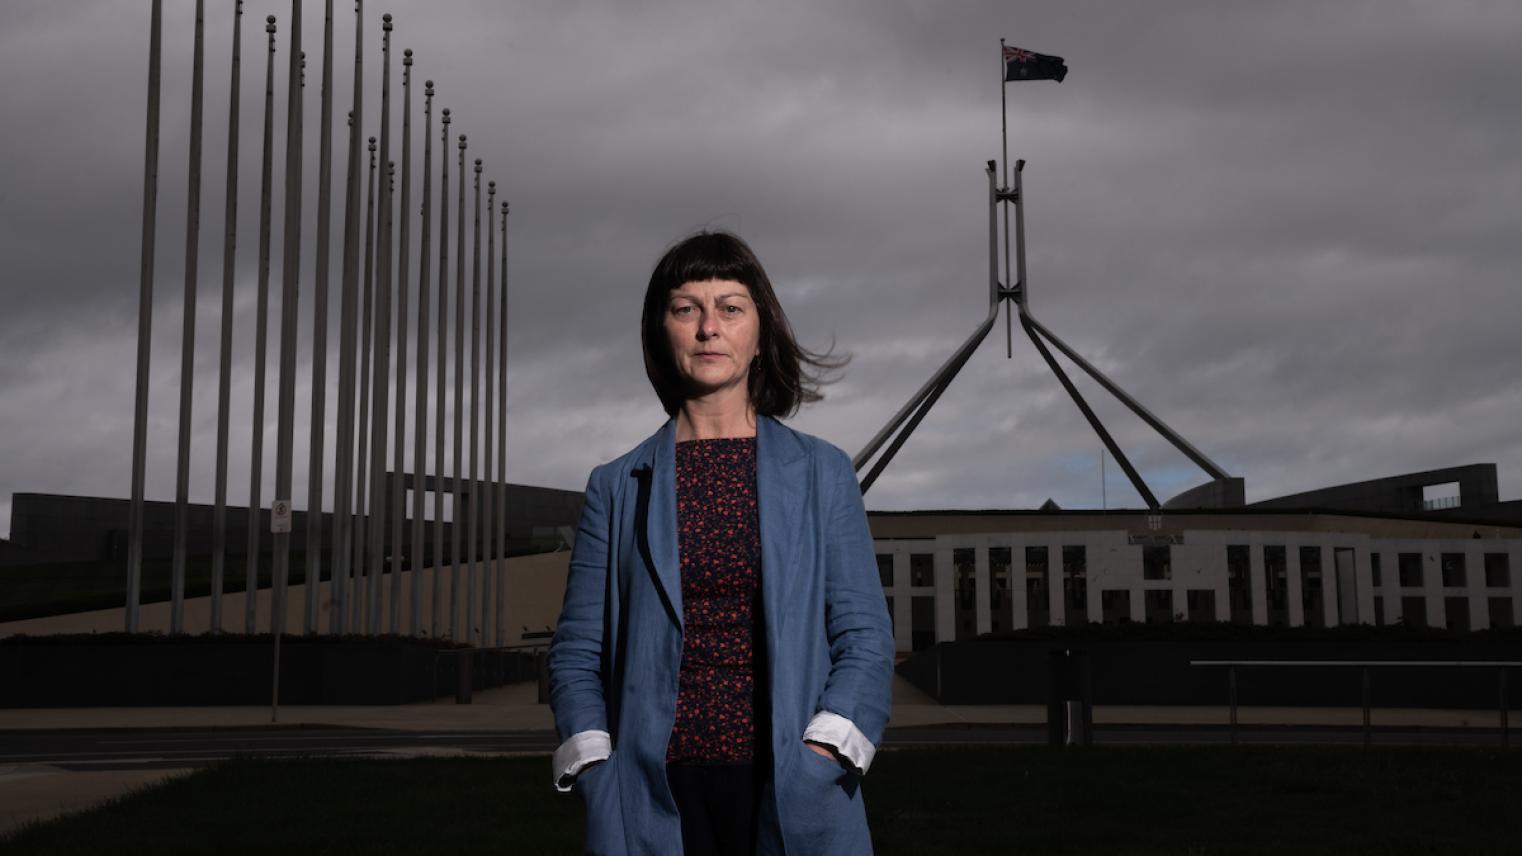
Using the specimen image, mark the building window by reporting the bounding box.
[876,554,894,588]
[1441,553,1467,588]
[1398,553,1423,588]
[1144,589,1174,623]
[1227,545,1252,625]
[1300,546,1325,629]
[1026,545,1050,629]
[990,547,1012,632]
[1186,589,1216,623]
[1488,597,1515,629]
[954,548,977,640]
[1445,597,1471,633]
[1063,546,1088,625]
[1485,553,1511,588]
[1264,546,1288,626]
[910,596,936,652]
[954,549,976,608]
[1373,597,1386,626]
[1371,553,1383,588]
[885,596,895,636]
[910,553,934,587]
[1101,590,1130,623]
[1143,545,1171,581]
[1401,596,1427,628]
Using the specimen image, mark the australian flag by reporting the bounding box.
[1003,44,1067,82]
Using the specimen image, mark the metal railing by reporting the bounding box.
[1191,660,1520,747]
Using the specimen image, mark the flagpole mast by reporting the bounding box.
[331,0,364,637]
[496,198,508,648]
[353,136,376,633]
[303,0,335,635]
[482,178,496,648]
[411,80,435,639]
[127,0,164,634]
[468,157,482,647]
[450,132,466,641]
[211,0,244,636]
[1000,38,1014,357]
[366,13,394,637]
[433,107,451,639]
[171,0,207,636]
[246,16,277,634]
[391,47,414,635]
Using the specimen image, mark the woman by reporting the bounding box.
[548,231,895,855]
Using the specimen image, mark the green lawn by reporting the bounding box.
[4,746,1520,854]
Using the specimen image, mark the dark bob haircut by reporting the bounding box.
[641,231,845,418]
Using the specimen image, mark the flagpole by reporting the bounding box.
[331,0,364,637]
[302,0,335,636]
[246,16,278,635]
[450,132,466,641]
[210,0,244,636]
[1000,38,1014,358]
[127,0,164,635]
[391,47,414,636]
[171,0,207,636]
[433,107,451,639]
[482,179,496,648]
[353,136,376,633]
[411,80,435,639]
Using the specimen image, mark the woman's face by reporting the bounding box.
[663,278,761,402]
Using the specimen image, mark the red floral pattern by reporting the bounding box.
[665,437,760,764]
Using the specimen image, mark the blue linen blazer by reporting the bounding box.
[548,415,895,854]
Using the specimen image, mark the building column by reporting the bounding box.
[934,547,955,644]
[1249,539,1268,625]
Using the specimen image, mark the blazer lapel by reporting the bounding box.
[640,418,683,630]
[757,416,806,633]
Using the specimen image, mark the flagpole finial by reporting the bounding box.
[382,13,393,31]
[404,48,413,66]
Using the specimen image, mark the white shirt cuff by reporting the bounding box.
[803,710,877,774]
[551,730,611,792]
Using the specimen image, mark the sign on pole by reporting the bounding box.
[271,499,292,533]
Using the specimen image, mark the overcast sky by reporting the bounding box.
[2,0,1519,539]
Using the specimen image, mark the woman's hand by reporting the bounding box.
[804,740,841,763]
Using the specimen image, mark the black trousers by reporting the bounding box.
[665,763,761,856]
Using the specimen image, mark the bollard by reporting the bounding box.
[1047,648,1093,746]
[455,652,473,704]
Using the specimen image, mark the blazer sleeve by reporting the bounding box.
[810,445,895,772]
[547,464,616,743]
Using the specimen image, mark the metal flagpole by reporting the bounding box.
[330,0,364,636]
[411,80,435,638]
[246,16,277,634]
[1000,39,1015,357]
[210,0,244,635]
[366,15,394,635]
[127,0,164,634]
[468,159,482,646]
[271,0,305,719]
[482,179,496,648]
[353,136,376,633]
[171,0,207,636]
[433,107,451,639]
[496,198,508,647]
[303,0,335,634]
[390,47,414,635]
[450,132,466,641]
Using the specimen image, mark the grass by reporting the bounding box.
[4,746,1521,854]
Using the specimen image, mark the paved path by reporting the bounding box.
[0,675,1512,838]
